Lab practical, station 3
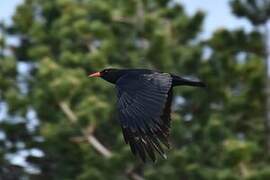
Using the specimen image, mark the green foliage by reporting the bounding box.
[0,0,270,179]
[230,0,270,25]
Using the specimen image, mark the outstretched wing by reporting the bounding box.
[116,72,173,162]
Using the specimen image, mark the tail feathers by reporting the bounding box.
[172,75,206,87]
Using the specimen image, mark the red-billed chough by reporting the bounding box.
[89,68,206,162]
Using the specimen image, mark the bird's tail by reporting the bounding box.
[172,75,206,87]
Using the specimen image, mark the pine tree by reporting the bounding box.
[231,0,270,156]
[3,0,270,179]
[0,21,33,179]
[6,0,205,179]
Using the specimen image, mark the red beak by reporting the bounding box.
[88,72,101,77]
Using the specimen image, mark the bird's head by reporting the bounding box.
[88,68,123,84]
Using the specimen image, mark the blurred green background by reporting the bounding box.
[1,0,270,179]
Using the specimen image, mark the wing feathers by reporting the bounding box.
[116,72,172,162]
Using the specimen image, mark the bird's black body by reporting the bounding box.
[89,68,205,162]
[100,68,205,87]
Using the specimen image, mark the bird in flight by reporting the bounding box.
[89,68,205,162]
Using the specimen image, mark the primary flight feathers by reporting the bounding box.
[89,68,206,162]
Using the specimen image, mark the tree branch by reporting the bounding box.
[59,101,112,157]
[58,101,144,180]
[59,101,78,122]
[86,134,112,158]
[126,165,144,180]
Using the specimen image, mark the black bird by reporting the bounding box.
[89,68,205,162]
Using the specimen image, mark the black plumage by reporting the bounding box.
[89,68,206,162]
